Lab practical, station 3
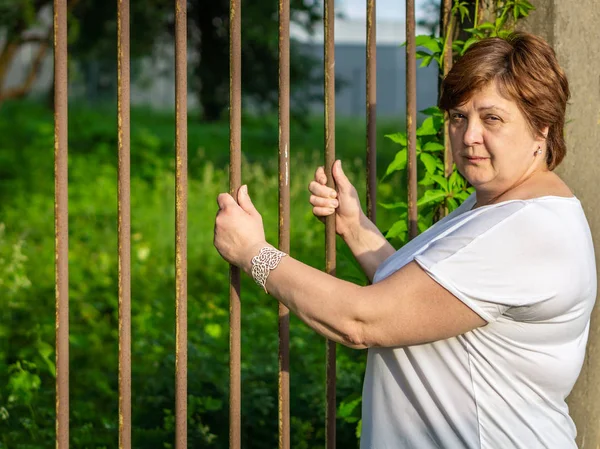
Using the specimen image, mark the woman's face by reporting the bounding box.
[448,82,547,193]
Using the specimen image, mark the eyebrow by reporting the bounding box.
[450,105,510,114]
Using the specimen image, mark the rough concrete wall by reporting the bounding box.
[519,1,600,447]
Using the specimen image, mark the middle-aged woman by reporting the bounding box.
[214,32,597,448]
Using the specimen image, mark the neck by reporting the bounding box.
[473,167,549,209]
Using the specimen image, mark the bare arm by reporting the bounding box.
[238,245,485,349]
[214,188,486,350]
[341,212,395,281]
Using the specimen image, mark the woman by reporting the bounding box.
[214,32,596,448]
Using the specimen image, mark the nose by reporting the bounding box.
[463,119,483,147]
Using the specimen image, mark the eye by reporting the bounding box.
[485,115,502,122]
[450,112,465,122]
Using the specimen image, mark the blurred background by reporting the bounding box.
[0,0,442,448]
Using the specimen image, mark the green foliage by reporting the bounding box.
[0,101,409,448]
[380,0,535,248]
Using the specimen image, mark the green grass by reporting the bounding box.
[0,100,410,448]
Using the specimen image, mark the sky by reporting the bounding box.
[339,0,439,23]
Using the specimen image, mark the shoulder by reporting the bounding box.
[417,197,591,278]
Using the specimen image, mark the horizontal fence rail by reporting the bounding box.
[52,0,426,446]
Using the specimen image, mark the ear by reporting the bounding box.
[536,125,550,142]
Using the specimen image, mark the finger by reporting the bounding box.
[217,192,235,210]
[237,184,259,216]
[308,180,337,199]
[332,160,353,194]
[312,206,336,217]
[315,166,327,185]
[309,195,339,209]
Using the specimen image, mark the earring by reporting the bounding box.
[535,147,542,155]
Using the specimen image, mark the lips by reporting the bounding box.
[465,156,489,161]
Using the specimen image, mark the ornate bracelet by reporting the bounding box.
[251,246,287,294]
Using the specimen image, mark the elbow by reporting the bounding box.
[341,320,371,350]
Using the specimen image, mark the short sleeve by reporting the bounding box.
[413,202,569,323]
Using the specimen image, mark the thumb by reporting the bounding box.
[237,185,258,215]
[332,160,353,193]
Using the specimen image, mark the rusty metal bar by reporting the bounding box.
[277,0,291,447]
[366,0,377,224]
[442,0,454,180]
[54,0,69,447]
[406,0,418,239]
[324,0,337,447]
[174,0,188,447]
[117,0,131,447]
[229,0,242,447]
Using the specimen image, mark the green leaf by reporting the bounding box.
[416,117,438,136]
[419,106,442,117]
[419,173,436,186]
[205,323,222,339]
[415,35,442,53]
[420,153,438,174]
[448,169,460,189]
[378,201,407,210]
[461,36,479,55]
[420,54,435,68]
[338,395,362,419]
[431,174,449,191]
[422,141,445,152]
[447,197,460,211]
[385,219,408,240]
[417,189,447,207]
[385,132,407,146]
[383,149,407,178]
[477,22,496,31]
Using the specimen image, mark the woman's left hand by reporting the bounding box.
[214,185,268,272]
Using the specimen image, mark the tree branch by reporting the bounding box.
[0,37,50,102]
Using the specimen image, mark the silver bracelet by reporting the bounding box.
[251,246,287,294]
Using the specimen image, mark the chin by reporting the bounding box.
[456,165,489,186]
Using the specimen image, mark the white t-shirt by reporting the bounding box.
[360,194,596,449]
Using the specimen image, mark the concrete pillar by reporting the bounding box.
[519,2,600,447]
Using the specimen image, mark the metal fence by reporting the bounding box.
[52,0,452,447]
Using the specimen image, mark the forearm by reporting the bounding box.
[342,213,396,281]
[242,245,368,348]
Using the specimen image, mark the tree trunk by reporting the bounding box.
[193,0,229,122]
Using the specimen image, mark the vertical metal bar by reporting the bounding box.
[278,0,291,447]
[117,0,131,448]
[324,0,336,447]
[54,0,69,447]
[442,0,454,180]
[406,0,418,240]
[229,0,242,447]
[366,0,377,224]
[175,0,188,447]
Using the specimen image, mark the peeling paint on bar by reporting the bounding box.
[406,0,418,240]
[366,0,377,225]
[54,0,69,447]
[324,0,337,447]
[174,0,188,447]
[117,0,132,448]
[229,0,242,447]
[278,0,291,447]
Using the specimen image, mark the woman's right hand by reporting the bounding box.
[308,160,364,239]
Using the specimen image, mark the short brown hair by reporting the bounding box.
[439,32,570,170]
